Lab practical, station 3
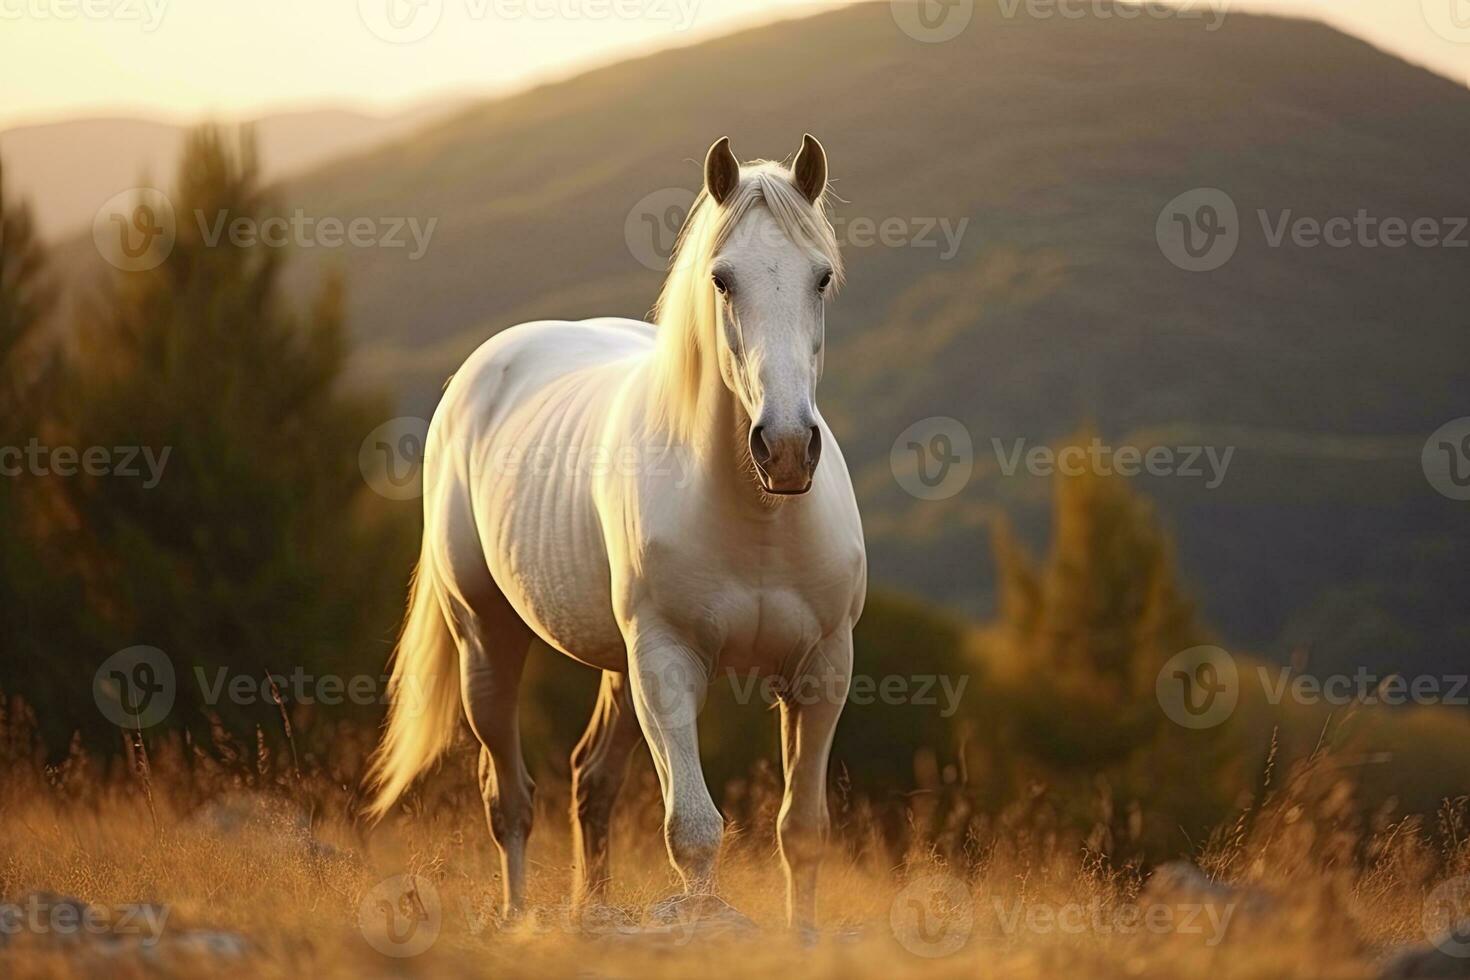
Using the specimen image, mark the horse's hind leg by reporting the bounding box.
[447,582,536,917]
[570,670,644,907]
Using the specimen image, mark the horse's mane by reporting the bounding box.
[648,161,843,444]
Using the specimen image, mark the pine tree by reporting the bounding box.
[0,157,94,728]
[988,432,1205,769]
[1037,445,1200,700]
[994,432,1202,702]
[0,159,72,692]
[0,157,55,425]
[59,126,408,739]
[990,516,1041,649]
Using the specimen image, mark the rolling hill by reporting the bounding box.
[59,2,1470,679]
[1,103,465,239]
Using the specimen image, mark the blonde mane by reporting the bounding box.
[649,162,843,444]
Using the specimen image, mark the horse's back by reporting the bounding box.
[446,318,652,414]
[435,317,655,472]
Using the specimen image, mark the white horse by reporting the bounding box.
[366,135,866,933]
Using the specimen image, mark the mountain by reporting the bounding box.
[0,103,466,238]
[56,2,1470,679]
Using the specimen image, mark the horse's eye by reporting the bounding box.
[817,271,833,292]
[712,274,729,295]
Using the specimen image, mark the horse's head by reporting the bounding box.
[701,134,839,495]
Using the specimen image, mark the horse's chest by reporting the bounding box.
[643,538,856,669]
[709,583,825,670]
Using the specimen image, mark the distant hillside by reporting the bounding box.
[56,2,1470,679]
[1,104,465,238]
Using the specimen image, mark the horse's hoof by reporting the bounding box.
[646,893,758,938]
[497,906,534,934]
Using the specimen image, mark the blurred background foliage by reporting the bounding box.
[2,125,1467,868]
[1,131,413,744]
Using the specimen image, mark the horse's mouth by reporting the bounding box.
[754,466,814,496]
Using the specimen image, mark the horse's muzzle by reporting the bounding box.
[750,422,821,495]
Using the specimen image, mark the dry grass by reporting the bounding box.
[1,701,1466,980]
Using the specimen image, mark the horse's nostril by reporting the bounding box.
[749,425,772,467]
[807,425,822,469]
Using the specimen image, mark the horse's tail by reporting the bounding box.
[363,545,461,823]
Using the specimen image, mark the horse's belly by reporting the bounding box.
[490,516,625,671]
[478,425,628,670]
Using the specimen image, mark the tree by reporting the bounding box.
[1032,441,1200,700]
[0,158,56,416]
[56,126,410,743]
[991,433,1202,705]
[980,434,1234,851]
[0,158,88,718]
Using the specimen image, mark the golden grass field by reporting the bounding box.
[3,702,1468,980]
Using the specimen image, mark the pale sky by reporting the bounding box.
[2,0,1468,130]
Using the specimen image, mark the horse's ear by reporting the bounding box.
[791,133,828,205]
[704,136,739,206]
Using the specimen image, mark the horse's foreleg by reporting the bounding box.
[570,670,644,906]
[452,590,536,918]
[778,630,852,935]
[626,634,723,895]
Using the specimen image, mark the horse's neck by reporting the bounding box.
[690,340,746,474]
